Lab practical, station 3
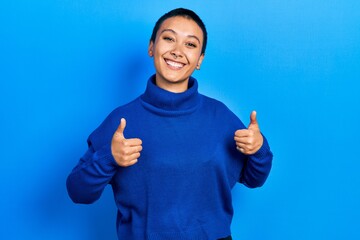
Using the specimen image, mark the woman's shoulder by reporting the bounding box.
[200,94,233,113]
[110,96,142,113]
[200,94,246,129]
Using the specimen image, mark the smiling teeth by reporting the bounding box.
[166,60,184,68]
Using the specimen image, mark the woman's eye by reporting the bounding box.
[163,37,174,42]
[186,42,197,48]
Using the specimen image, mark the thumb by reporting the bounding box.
[115,118,126,138]
[248,111,259,129]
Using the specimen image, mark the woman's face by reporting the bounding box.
[149,16,205,93]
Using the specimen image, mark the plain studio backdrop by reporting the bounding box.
[1,1,359,239]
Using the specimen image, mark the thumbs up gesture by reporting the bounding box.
[234,111,264,155]
[111,118,143,167]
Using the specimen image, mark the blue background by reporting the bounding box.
[1,0,359,239]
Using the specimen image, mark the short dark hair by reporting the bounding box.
[150,8,207,54]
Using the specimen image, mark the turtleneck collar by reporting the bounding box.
[140,75,201,116]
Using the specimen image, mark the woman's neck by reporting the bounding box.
[154,75,189,93]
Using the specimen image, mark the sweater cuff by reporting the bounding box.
[251,134,271,159]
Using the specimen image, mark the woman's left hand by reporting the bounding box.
[234,111,264,155]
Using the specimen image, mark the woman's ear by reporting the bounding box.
[196,53,205,70]
[148,41,154,57]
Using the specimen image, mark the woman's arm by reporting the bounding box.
[66,143,118,204]
[239,136,273,188]
[234,111,273,188]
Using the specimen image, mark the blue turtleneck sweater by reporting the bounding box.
[66,75,273,240]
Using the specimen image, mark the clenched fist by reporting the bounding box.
[234,111,264,155]
[111,118,143,167]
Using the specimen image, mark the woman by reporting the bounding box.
[67,8,273,240]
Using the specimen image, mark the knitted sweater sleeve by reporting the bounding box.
[239,135,273,188]
[217,100,273,188]
[66,141,118,204]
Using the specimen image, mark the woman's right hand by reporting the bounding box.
[111,118,143,167]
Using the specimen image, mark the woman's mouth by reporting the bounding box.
[165,59,185,69]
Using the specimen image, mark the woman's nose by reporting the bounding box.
[170,44,183,59]
[171,52,180,59]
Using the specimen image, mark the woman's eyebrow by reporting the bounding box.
[160,28,201,44]
[161,28,176,35]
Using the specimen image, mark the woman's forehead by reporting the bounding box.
[157,16,204,41]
